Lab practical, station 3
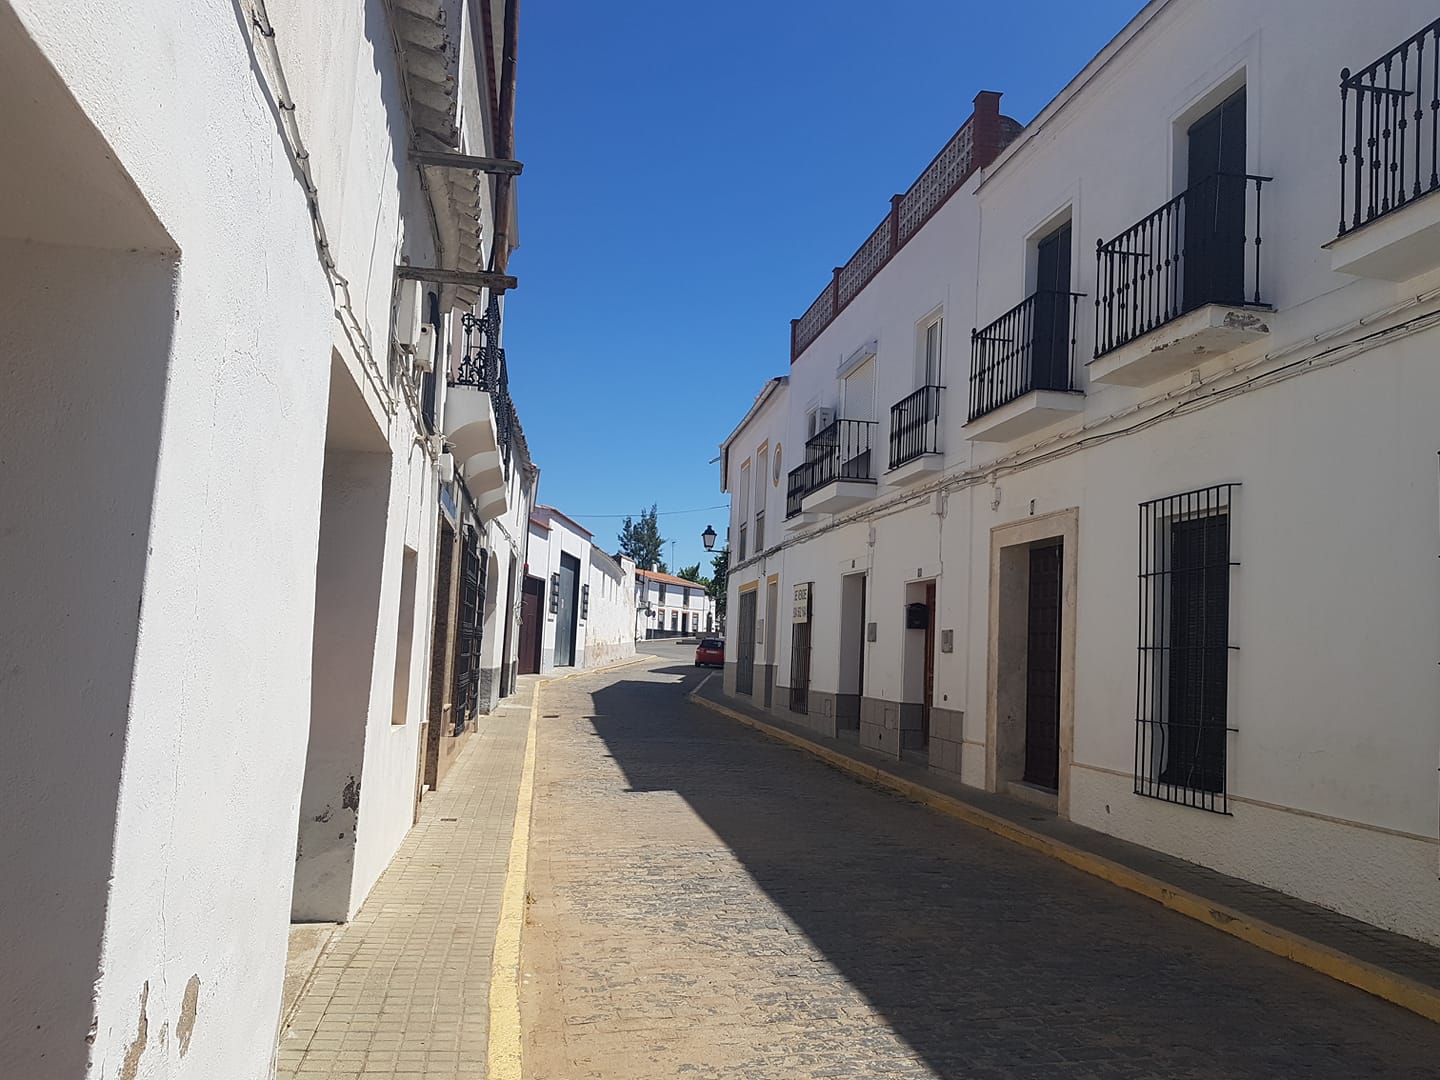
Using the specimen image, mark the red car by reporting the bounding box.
[695,637,725,668]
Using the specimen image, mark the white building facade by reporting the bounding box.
[722,0,1440,948]
[522,505,637,673]
[637,569,717,639]
[1,1,534,1077]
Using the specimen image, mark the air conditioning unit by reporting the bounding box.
[394,278,425,348]
[413,323,437,372]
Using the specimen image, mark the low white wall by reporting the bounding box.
[585,549,637,667]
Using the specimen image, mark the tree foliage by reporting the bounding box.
[617,504,666,571]
[676,563,712,588]
[708,549,729,624]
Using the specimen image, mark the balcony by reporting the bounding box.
[784,419,878,516]
[887,385,944,484]
[1090,173,1272,387]
[445,301,516,516]
[1327,18,1440,281]
[967,290,1085,442]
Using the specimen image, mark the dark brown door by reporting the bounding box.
[1184,88,1246,311]
[1032,222,1072,391]
[736,589,757,695]
[1024,543,1062,789]
[921,581,936,744]
[519,576,543,675]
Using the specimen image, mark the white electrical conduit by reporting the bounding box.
[739,285,1440,563]
[246,0,397,418]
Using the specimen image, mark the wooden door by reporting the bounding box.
[1024,543,1062,789]
[1033,222,1072,391]
[1184,88,1246,311]
[736,589,757,695]
[518,576,543,675]
[921,582,936,744]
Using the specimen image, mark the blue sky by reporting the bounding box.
[503,0,1142,574]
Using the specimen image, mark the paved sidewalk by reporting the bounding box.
[693,675,1440,1022]
[276,677,537,1080]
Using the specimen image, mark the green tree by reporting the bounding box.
[618,504,666,571]
[708,549,728,625]
[676,563,712,589]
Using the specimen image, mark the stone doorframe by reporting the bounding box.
[985,507,1079,819]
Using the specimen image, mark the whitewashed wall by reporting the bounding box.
[585,550,638,667]
[723,0,1440,945]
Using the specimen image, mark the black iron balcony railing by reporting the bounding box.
[784,419,877,515]
[889,385,943,469]
[807,418,877,490]
[1094,173,1271,358]
[457,297,517,470]
[970,290,1084,421]
[1339,17,1440,236]
[785,464,812,518]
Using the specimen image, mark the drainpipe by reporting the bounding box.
[489,0,519,274]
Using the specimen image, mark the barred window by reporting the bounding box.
[1135,484,1238,814]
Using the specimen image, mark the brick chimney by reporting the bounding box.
[970,90,1005,170]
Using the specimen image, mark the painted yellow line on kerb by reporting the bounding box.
[688,693,1440,1027]
[485,683,540,1080]
[487,653,658,1077]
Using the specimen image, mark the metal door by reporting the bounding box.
[736,589,757,695]
[789,586,811,715]
[555,553,580,667]
[452,530,485,733]
[1024,543,1062,789]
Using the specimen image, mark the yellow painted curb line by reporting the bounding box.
[486,653,656,1076]
[486,681,541,1079]
[689,692,1440,1025]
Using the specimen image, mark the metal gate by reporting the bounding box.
[452,528,486,732]
[789,621,811,714]
[736,589,757,695]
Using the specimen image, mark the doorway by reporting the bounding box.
[555,553,581,667]
[838,573,867,732]
[1184,87,1246,311]
[921,581,936,747]
[763,579,779,707]
[736,588,757,695]
[1023,543,1062,789]
[452,529,485,730]
[519,575,544,675]
[987,509,1078,813]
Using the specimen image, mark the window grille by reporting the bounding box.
[1135,484,1238,814]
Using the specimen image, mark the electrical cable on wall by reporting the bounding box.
[732,290,1440,569]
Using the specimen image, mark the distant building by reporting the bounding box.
[524,506,636,672]
[637,568,717,638]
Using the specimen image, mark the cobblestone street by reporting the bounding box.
[521,646,1440,1080]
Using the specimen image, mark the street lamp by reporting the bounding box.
[701,524,718,552]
